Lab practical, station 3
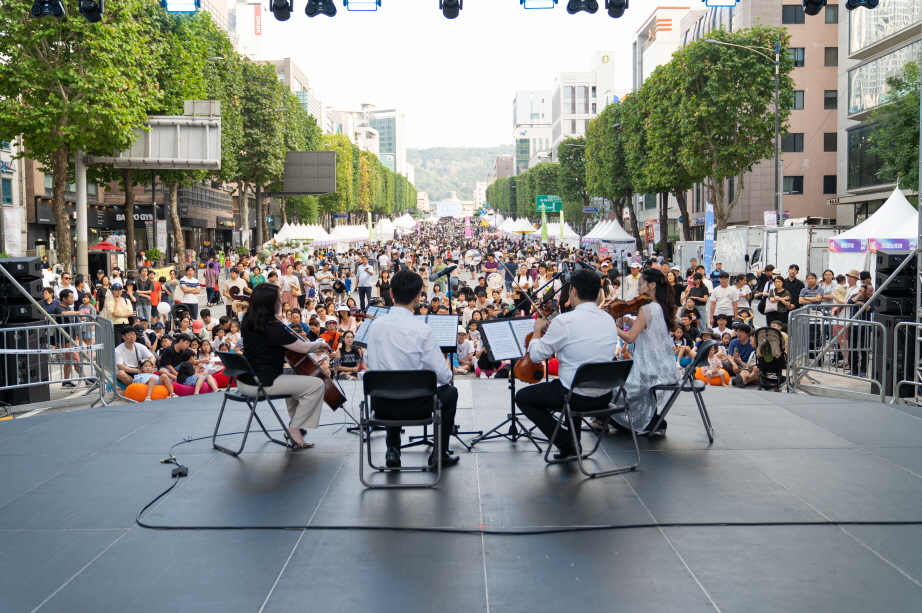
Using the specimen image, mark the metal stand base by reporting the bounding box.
[468,376,546,451]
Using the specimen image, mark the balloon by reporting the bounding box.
[260,249,271,259]
[156,302,171,315]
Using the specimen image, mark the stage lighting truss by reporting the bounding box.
[306,0,337,17]
[440,0,461,19]
[521,0,557,8]
[344,0,381,10]
[30,0,66,18]
[161,0,200,11]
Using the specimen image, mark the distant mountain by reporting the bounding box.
[407,145,513,202]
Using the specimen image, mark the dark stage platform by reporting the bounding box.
[3,381,922,612]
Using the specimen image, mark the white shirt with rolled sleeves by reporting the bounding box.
[526,301,620,397]
[364,306,453,386]
[356,262,375,288]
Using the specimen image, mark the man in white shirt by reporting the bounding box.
[53,272,74,299]
[356,255,375,311]
[364,269,460,469]
[516,269,620,459]
[623,262,642,300]
[179,266,201,320]
[708,271,739,327]
[114,327,155,386]
[221,268,249,318]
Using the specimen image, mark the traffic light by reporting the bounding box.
[30,0,65,18]
[440,0,461,19]
[605,0,627,18]
[270,0,292,20]
[845,0,878,10]
[79,0,104,22]
[567,0,599,14]
[305,0,337,17]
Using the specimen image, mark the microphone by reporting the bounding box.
[435,265,457,279]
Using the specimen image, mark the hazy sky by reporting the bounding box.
[259,2,654,149]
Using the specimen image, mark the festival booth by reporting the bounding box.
[583,218,636,260]
[828,188,919,276]
[373,218,397,241]
[393,213,417,234]
[499,218,517,235]
[544,222,581,248]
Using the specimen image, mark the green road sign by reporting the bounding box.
[536,194,562,213]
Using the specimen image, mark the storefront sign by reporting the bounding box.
[106,204,165,228]
[36,201,107,227]
[181,217,208,228]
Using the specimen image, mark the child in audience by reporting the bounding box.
[176,351,218,395]
[133,359,177,400]
[703,344,730,386]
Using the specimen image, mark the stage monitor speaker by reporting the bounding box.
[0,256,42,280]
[0,277,44,302]
[0,384,51,407]
[1,303,44,322]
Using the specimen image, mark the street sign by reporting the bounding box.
[536,195,562,213]
[332,213,347,219]
[582,207,599,213]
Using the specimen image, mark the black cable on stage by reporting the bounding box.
[138,430,922,536]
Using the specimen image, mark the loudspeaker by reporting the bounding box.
[0,256,42,280]
[0,322,50,406]
[0,385,51,406]
[875,251,914,270]
[872,295,914,315]
[0,277,44,302]
[1,303,44,322]
[875,269,912,293]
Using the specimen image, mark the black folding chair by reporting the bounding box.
[359,370,441,489]
[211,351,294,456]
[647,339,717,443]
[543,360,639,478]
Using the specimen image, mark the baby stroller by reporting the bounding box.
[753,326,787,391]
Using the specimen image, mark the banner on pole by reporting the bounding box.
[156,220,168,251]
[704,202,715,274]
[3,207,22,256]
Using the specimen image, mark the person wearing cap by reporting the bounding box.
[115,326,156,387]
[454,326,475,375]
[623,262,642,300]
[190,319,208,342]
[101,282,134,338]
[321,316,343,349]
[364,269,461,469]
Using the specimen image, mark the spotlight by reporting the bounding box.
[306,0,337,17]
[344,0,381,10]
[605,0,627,18]
[30,0,66,18]
[78,0,104,21]
[567,0,598,14]
[160,0,200,12]
[270,0,292,20]
[801,0,825,15]
[521,0,557,8]
[440,0,461,19]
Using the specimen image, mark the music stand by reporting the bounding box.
[468,317,548,451]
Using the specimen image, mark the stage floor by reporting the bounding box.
[3,380,922,612]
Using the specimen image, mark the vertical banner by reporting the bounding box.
[540,211,548,243]
[3,207,23,256]
[367,211,373,242]
[145,221,154,250]
[155,220,168,251]
[559,211,564,240]
[704,202,715,274]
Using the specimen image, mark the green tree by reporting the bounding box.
[869,60,921,192]
[0,0,164,265]
[668,26,794,229]
[319,133,356,224]
[557,137,592,235]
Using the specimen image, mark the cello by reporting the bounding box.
[513,302,560,384]
[285,347,347,411]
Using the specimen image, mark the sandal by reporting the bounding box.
[290,440,315,450]
[143,397,152,402]
[169,393,179,398]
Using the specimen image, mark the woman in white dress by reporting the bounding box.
[614,268,681,435]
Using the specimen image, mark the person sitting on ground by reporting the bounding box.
[454,326,476,374]
[176,349,218,395]
[133,359,177,400]
[333,330,364,380]
[159,333,195,381]
[724,323,759,387]
[115,327,156,387]
[672,325,695,368]
[702,344,730,386]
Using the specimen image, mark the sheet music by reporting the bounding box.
[366,305,390,318]
[480,320,523,362]
[353,318,374,346]
[509,317,537,353]
[426,314,460,348]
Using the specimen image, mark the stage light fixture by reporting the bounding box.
[567,0,598,14]
[845,0,877,9]
[802,0,826,16]
[521,0,557,8]
[30,0,66,18]
[440,0,461,19]
[160,0,200,12]
[702,0,738,5]
[605,0,627,18]
[270,0,292,20]
[306,0,337,17]
[344,0,381,10]
[78,0,104,21]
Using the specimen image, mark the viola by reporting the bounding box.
[513,305,559,384]
[285,348,347,411]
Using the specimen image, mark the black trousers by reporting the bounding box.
[358,286,373,310]
[516,379,612,451]
[373,384,457,452]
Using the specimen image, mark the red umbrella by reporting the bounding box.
[89,241,123,251]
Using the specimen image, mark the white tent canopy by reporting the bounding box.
[374,218,397,239]
[583,219,611,242]
[508,218,537,234]
[394,213,417,229]
[584,218,634,243]
[544,222,581,248]
[828,188,919,275]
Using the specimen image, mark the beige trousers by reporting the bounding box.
[237,373,325,430]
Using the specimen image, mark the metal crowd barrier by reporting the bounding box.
[787,304,886,402]
[891,322,922,405]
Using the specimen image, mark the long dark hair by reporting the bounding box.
[641,268,676,332]
[241,283,280,335]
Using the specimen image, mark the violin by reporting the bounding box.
[604,295,651,319]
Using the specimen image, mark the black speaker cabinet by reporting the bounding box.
[875,270,913,293]
[872,295,914,315]
[0,277,44,302]
[0,384,51,407]
[0,257,42,280]
[875,251,915,271]
[1,303,44,322]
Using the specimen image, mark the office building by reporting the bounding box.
[490,155,515,180]
[831,0,921,225]
[549,51,619,157]
[474,181,491,210]
[512,90,552,173]
[228,1,263,60]
[269,58,333,134]
[327,104,408,176]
